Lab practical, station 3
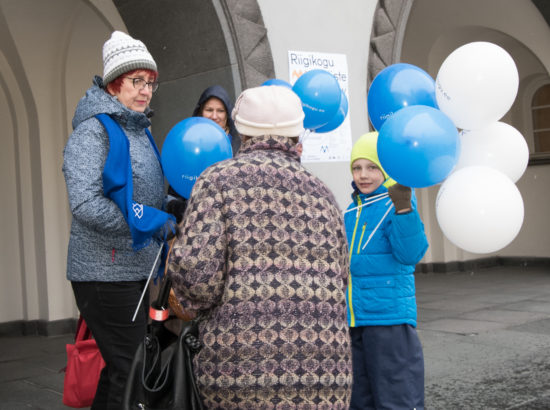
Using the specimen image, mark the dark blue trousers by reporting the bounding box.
[350,324,424,410]
[72,281,149,410]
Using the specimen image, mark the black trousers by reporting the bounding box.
[72,281,149,410]
[350,324,425,410]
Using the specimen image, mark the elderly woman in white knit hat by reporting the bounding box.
[167,85,353,408]
[62,31,176,409]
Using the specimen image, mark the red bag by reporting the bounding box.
[62,316,106,408]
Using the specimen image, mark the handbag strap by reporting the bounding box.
[75,315,92,342]
[164,238,199,322]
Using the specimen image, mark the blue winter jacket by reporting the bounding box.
[344,184,428,327]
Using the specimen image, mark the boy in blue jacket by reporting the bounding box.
[345,132,429,410]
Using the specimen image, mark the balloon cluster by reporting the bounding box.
[262,70,348,133]
[368,63,458,188]
[368,41,527,254]
[434,42,526,254]
[162,71,347,200]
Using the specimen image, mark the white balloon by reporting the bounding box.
[436,166,524,254]
[454,122,529,182]
[436,42,519,130]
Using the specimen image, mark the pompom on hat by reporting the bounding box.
[102,31,157,86]
[350,131,396,188]
[232,85,305,137]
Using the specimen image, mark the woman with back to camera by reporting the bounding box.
[167,85,353,408]
[62,31,175,409]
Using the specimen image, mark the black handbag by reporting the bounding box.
[122,277,203,410]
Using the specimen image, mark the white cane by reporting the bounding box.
[132,242,164,322]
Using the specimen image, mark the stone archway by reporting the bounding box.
[216,0,275,89]
[112,0,275,140]
[367,0,414,88]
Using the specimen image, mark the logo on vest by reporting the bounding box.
[133,203,144,219]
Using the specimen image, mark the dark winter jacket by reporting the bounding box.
[167,85,240,205]
[168,135,352,408]
[62,76,164,282]
[192,84,240,154]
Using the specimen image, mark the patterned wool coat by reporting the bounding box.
[167,135,352,409]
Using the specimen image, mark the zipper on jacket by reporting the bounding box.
[356,222,367,254]
[347,196,362,328]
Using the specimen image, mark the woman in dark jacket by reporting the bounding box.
[167,85,240,219]
[192,84,241,154]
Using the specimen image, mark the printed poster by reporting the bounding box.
[288,50,352,163]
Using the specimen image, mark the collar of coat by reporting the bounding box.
[239,134,301,160]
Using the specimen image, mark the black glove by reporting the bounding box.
[165,223,180,241]
[166,198,187,224]
[388,183,412,213]
[154,218,179,242]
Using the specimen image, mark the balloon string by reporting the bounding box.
[344,193,389,214]
[299,128,311,143]
[361,203,394,251]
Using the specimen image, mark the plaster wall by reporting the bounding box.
[258,0,378,211]
[0,0,123,322]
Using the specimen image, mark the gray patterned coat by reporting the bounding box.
[168,135,352,409]
[63,76,164,282]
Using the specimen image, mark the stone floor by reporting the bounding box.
[0,264,549,409]
[417,265,550,409]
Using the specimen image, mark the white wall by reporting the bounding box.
[0,51,24,322]
[258,0,378,211]
[0,0,126,322]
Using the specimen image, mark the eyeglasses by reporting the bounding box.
[125,77,159,92]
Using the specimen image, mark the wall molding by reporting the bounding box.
[367,0,414,88]
[219,0,275,89]
[0,318,76,337]
[416,256,550,274]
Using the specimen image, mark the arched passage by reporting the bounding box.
[0,0,275,332]
[369,0,550,265]
[111,0,275,141]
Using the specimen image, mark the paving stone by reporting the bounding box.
[1,266,549,409]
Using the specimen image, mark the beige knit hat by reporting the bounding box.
[232,85,305,137]
[102,31,157,86]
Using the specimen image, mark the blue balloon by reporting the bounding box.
[368,63,438,130]
[377,105,459,188]
[292,69,342,130]
[161,117,232,198]
[262,78,292,89]
[315,90,349,133]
